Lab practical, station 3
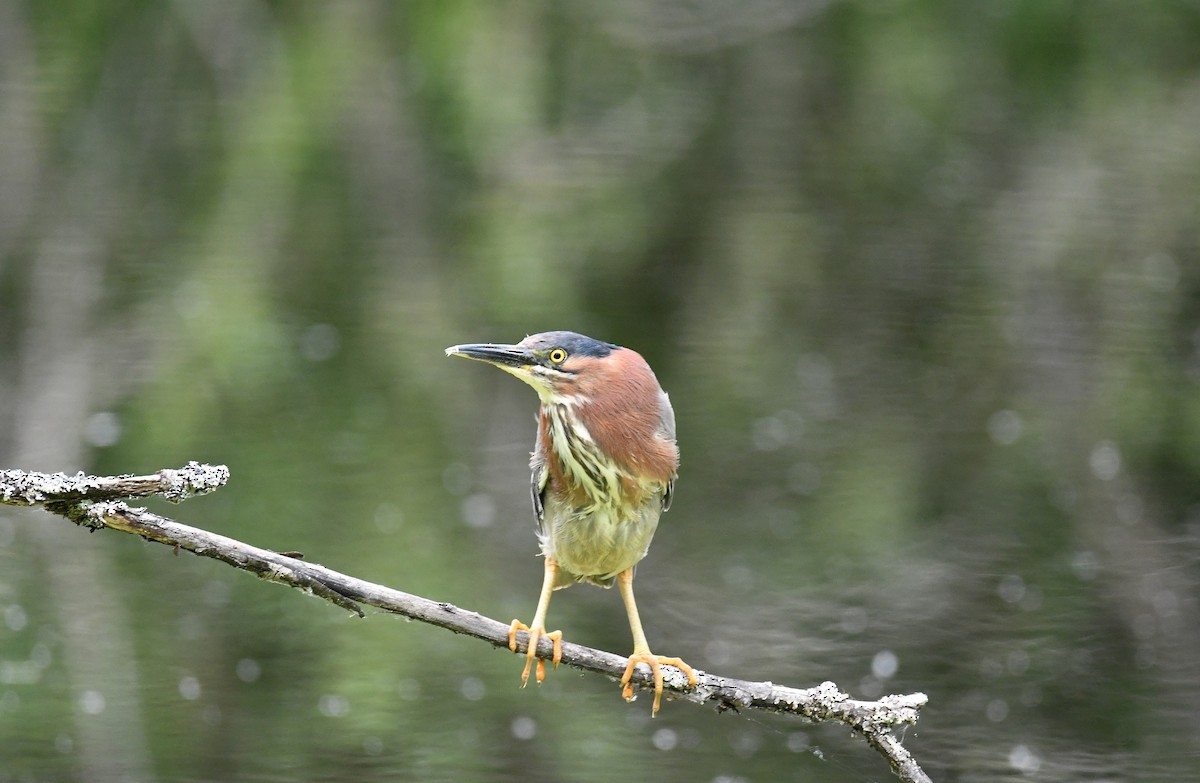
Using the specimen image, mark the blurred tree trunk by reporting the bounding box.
[5,47,156,779]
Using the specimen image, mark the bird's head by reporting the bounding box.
[445,331,623,405]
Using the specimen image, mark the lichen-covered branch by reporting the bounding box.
[0,461,228,505]
[2,463,932,783]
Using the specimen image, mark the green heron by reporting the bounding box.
[446,331,697,714]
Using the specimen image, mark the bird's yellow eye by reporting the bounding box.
[548,348,568,365]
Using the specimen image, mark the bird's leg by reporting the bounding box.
[616,567,698,715]
[507,556,563,686]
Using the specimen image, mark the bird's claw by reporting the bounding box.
[508,619,562,686]
[620,651,698,716]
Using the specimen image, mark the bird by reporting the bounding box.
[446,330,697,714]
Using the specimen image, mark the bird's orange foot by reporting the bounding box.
[620,650,699,716]
[507,619,563,686]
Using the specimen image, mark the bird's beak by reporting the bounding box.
[445,342,539,372]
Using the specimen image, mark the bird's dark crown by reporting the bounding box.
[522,331,618,359]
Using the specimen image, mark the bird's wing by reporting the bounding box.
[530,433,548,529]
[658,390,677,512]
[657,390,677,442]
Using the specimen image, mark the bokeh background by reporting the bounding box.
[3,2,1200,781]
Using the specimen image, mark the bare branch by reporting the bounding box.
[3,464,932,783]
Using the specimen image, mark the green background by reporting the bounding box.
[2,2,1200,781]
